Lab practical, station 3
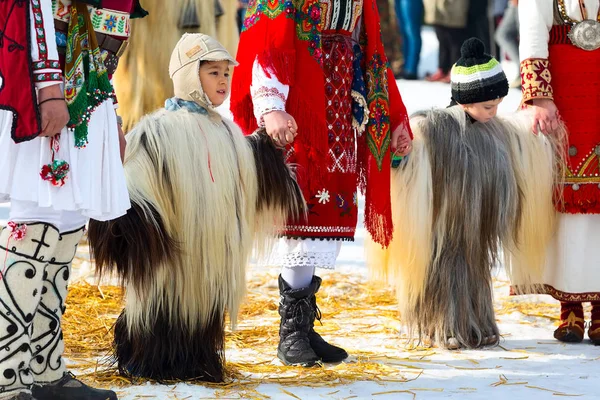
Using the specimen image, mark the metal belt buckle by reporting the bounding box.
[568,20,600,51]
[116,40,129,58]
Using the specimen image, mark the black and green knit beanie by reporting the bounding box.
[450,38,509,105]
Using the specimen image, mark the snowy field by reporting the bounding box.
[2,28,600,400]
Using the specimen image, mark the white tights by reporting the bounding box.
[9,200,87,233]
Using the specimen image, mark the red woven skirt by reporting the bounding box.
[283,33,359,240]
[549,26,600,213]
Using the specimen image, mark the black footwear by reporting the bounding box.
[401,72,419,80]
[554,302,584,344]
[32,372,117,400]
[277,276,320,367]
[394,71,419,80]
[10,393,36,400]
[308,277,348,363]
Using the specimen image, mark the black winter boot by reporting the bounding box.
[9,393,36,400]
[277,276,320,367]
[308,276,348,363]
[31,372,117,400]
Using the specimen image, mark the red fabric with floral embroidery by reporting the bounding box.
[231,0,410,246]
[285,35,358,240]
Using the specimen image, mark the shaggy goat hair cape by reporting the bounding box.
[368,106,565,349]
[88,108,304,381]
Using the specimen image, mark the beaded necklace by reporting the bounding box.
[557,0,600,23]
[557,0,600,50]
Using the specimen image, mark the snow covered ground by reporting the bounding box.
[3,28,600,400]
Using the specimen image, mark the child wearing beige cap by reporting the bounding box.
[166,33,238,113]
[88,33,304,382]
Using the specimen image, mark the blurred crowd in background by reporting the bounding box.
[211,0,520,86]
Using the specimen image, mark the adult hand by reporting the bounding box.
[38,84,69,137]
[262,110,298,146]
[531,98,560,135]
[391,123,412,156]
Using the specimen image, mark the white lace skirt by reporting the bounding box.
[0,99,130,221]
[263,238,343,269]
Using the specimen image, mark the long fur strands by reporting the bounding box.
[88,110,304,381]
[367,107,565,350]
[500,110,566,292]
[247,129,306,257]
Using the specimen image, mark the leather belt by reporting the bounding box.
[54,19,129,57]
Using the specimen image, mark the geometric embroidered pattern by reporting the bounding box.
[34,72,63,82]
[323,36,356,174]
[31,0,48,61]
[31,227,84,383]
[32,60,60,70]
[521,58,554,103]
[0,223,60,395]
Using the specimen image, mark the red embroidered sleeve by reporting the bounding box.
[520,58,553,103]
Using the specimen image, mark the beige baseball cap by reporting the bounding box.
[169,33,238,79]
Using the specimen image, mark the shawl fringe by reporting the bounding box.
[558,183,600,213]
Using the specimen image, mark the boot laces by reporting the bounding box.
[290,298,313,328]
[314,303,323,325]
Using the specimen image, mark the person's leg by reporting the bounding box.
[427,25,450,80]
[13,208,119,399]
[590,301,600,345]
[467,0,491,51]
[554,301,585,343]
[0,204,62,399]
[449,27,470,66]
[281,265,315,290]
[494,4,519,66]
[30,225,84,384]
[396,0,410,72]
[277,241,347,365]
[400,0,423,76]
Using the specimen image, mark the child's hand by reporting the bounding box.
[263,110,298,146]
[391,123,412,156]
[531,99,560,135]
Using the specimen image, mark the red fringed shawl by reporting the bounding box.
[231,0,410,247]
[0,0,41,143]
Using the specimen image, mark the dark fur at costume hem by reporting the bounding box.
[247,130,305,218]
[113,307,225,382]
[281,235,354,242]
[87,201,178,290]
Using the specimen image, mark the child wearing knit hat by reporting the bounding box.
[376,37,566,351]
[449,37,509,123]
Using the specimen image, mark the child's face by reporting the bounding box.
[460,98,504,123]
[198,60,231,107]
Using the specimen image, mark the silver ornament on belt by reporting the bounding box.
[568,20,600,51]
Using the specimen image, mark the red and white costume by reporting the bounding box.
[519,0,600,302]
[0,0,139,231]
